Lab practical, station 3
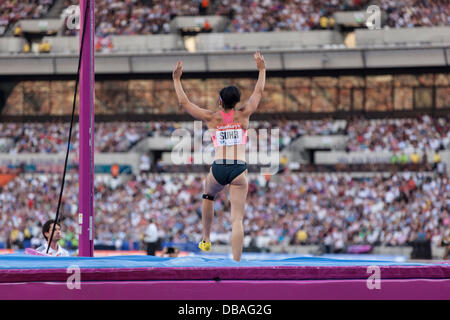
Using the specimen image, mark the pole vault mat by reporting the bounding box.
[0,254,448,299]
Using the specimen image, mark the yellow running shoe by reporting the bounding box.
[198,240,211,252]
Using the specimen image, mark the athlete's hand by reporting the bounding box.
[173,60,183,80]
[254,52,265,71]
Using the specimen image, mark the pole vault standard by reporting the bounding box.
[78,0,95,257]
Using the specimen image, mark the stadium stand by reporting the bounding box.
[2,0,448,39]
[0,0,55,36]
[379,0,450,28]
[61,0,202,36]
[0,171,448,253]
[0,116,448,154]
[0,0,449,260]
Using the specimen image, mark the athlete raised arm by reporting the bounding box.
[239,52,266,116]
[173,60,214,121]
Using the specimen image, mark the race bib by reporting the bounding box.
[215,123,243,146]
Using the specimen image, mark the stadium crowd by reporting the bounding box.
[216,0,449,33]
[1,0,449,37]
[0,122,149,153]
[216,0,362,32]
[0,0,54,35]
[0,119,333,153]
[346,115,450,152]
[379,0,450,28]
[62,0,203,36]
[63,0,450,36]
[60,0,450,35]
[1,116,448,153]
[1,170,448,253]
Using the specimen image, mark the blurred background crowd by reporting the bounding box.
[1,0,449,261]
[2,0,449,37]
[1,170,449,254]
[1,115,448,153]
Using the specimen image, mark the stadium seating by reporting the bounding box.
[1,171,448,251]
[1,0,449,39]
[1,116,448,154]
[0,0,55,36]
[0,0,449,257]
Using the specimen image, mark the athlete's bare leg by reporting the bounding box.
[229,170,248,262]
[202,168,225,242]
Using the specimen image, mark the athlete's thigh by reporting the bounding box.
[229,169,248,215]
[204,167,225,197]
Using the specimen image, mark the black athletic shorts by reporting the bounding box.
[211,159,247,186]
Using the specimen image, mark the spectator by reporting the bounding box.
[295,229,308,245]
[202,19,212,32]
[95,36,113,53]
[144,218,158,255]
[400,154,409,165]
[391,154,399,165]
[111,164,120,178]
[14,25,21,37]
[139,154,151,173]
[442,231,450,260]
[436,161,446,177]
[199,0,209,15]
[38,40,51,53]
[410,151,420,164]
[433,152,441,169]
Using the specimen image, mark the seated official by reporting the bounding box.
[36,219,70,256]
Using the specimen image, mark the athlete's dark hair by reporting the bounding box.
[219,86,241,109]
[42,219,61,241]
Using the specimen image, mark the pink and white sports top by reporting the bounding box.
[211,109,248,147]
